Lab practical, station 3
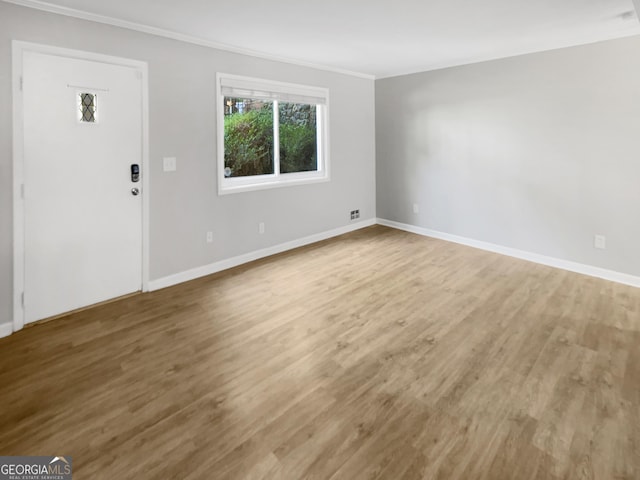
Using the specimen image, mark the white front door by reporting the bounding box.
[22,50,144,324]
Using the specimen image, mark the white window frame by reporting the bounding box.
[217,73,330,195]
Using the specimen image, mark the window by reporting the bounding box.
[78,92,97,123]
[217,74,329,194]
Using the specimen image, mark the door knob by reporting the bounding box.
[131,188,140,196]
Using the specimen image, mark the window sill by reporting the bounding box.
[218,173,330,195]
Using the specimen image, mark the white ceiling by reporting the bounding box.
[8,0,640,78]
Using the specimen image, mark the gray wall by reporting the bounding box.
[376,36,640,277]
[0,3,376,324]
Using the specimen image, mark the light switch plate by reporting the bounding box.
[163,156,177,172]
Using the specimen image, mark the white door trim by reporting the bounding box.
[12,41,150,333]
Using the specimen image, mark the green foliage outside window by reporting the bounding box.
[224,98,317,178]
[224,102,274,177]
[279,103,317,174]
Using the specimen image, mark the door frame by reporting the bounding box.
[12,41,150,333]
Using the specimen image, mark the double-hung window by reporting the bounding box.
[217,73,329,194]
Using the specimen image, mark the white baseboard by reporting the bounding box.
[0,322,13,339]
[148,218,377,291]
[377,218,640,288]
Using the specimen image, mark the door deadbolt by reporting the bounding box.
[131,164,140,182]
[131,187,140,196]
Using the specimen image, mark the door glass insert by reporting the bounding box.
[78,93,97,123]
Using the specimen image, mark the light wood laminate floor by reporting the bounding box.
[1,225,639,479]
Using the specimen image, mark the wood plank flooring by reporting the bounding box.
[1,225,639,479]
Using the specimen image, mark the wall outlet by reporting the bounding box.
[259,222,265,234]
[350,209,360,221]
[163,156,177,172]
[206,231,213,243]
[413,203,419,214]
[594,234,606,250]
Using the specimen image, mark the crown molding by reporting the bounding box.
[2,0,376,80]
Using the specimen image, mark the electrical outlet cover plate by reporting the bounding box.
[163,156,177,172]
